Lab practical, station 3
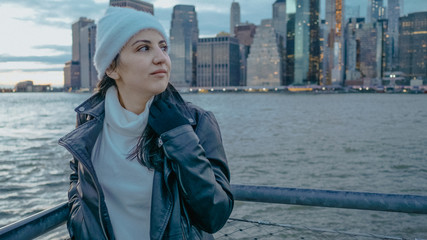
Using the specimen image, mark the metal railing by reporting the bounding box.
[231,185,427,214]
[1,184,426,239]
[0,202,69,240]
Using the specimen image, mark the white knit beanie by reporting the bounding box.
[94,7,169,80]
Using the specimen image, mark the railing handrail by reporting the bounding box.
[1,184,426,239]
[0,202,69,240]
[232,185,427,214]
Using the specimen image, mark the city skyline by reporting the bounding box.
[1,0,426,87]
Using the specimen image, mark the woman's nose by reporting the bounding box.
[153,47,167,64]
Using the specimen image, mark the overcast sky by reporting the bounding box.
[0,0,426,87]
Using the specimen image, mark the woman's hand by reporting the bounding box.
[149,99,189,135]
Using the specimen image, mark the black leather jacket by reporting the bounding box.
[59,91,233,239]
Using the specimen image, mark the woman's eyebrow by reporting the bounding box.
[132,39,166,46]
[132,40,151,46]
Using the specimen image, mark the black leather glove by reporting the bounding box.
[149,99,189,135]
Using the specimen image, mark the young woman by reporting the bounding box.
[59,7,233,240]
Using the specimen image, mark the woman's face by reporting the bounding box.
[108,29,171,100]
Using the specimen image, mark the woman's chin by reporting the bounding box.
[151,80,169,95]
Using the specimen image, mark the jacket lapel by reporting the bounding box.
[59,93,105,171]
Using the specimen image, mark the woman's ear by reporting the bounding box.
[106,65,120,80]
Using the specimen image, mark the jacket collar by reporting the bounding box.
[75,92,105,119]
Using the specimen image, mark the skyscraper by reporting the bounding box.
[399,12,427,81]
[230,1,241,34]
[64,17,95,91]
[286,0,320,85]
[387,0,401,70]
[345,18,364,81]
[72,18,94,62]
[272,0,287,85]
[367,0,385,23]
[324,0,345,85]
[247,19,282,86]
[356,20,384,80]
[63,61,80,91]
[79,23,97,91]
[169,5,199,88]
[273,0,286,38]
[345,17,387,84]
[234,23,257,86]
[319,19,328,84]
[197,36,240,87]
[377,19,389,80]
[109,0,154,13]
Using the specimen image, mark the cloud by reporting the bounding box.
[0,68,63,73]
[33,45,71,54]
[1,0,108,29]
[0,54,71,65]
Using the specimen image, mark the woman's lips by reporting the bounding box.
[151,69,167,75]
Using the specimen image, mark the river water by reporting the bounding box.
[0,92,426,239]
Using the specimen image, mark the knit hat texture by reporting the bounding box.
[94,7,169,80]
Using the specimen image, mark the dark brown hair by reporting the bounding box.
[97,54,120,97]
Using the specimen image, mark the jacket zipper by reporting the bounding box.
[60,141,109,240]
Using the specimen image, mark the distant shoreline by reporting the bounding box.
[2,86,426,94]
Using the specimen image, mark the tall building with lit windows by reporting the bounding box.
[109,0,154,14]
[324,0,345,85]
[285,0,320,85]
[399,12,427,81]
[319,20,328,84]
[246,19,282,86]
[230,1,240,34]
[367,0,385,23]
[169,5,199,88]
[387,0,402,70]
[197,36,240,87]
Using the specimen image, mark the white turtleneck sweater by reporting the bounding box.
[92,86,154,239]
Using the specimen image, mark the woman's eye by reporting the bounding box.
[161,45,168,52]
[138,46,149,52]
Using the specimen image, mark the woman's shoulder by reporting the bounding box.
[183,101,220,127]
[185,101,206,114]
[184,101,214,118]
